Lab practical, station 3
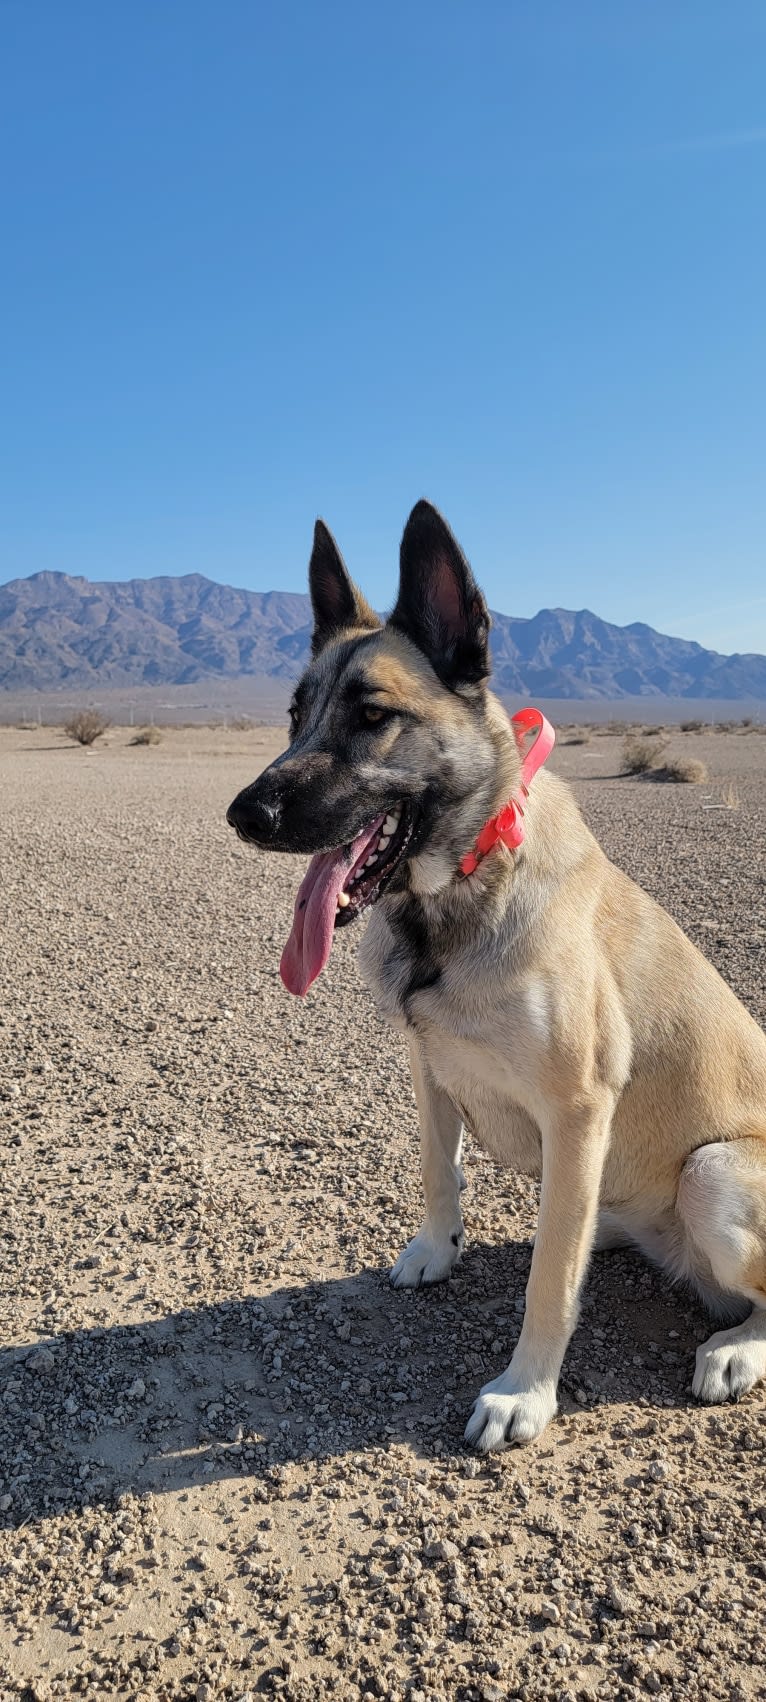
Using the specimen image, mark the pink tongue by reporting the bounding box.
[280,816,385,996]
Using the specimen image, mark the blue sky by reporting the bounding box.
[1,1,765,653]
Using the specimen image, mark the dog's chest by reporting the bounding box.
[359,905,552,1147]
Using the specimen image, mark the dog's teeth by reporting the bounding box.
[337,891,350,908]
[378,834,390,850]
[365,853,376,867]
[383,814,397,835]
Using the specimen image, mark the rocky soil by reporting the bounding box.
[0,721,764,1702]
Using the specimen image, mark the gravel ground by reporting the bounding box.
[1,721,764,1702]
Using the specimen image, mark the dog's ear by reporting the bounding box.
[309,520,380,656]
[390,500,491,688]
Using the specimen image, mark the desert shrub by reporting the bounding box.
[653,756,708,784]
[64,709,109,746]
[229,715,256,731]
[621,735,667,775]
[680,719,703,733]
[560,727,592,745]
[130,725,162,746]
[740,717,753,729]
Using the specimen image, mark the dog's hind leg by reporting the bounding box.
[390,1039,465,1288]
[676,1137,766,1402]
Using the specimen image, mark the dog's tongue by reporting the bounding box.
[280,816,384,996]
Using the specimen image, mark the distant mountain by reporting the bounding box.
[1,569,766,699]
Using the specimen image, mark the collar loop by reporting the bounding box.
[459,706,556,877]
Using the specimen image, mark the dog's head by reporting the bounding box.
[227,500,515,992]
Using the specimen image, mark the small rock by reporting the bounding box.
[471,1527,493,1548]
[608,1577,631,1614]
[27,1347,55,1374]
[127,1378,146,1399]
[425,1538,460,1562]
[541,1600,561,1623]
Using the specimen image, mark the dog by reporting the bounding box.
[227,499,766,1451]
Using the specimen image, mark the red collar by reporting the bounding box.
[459,707,556,877]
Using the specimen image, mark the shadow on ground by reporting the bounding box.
[0,1239,710,1529]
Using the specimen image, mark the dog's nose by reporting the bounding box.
[226,789,280,843]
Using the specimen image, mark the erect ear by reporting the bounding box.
[308,520,380,656]
[389,500,491,688]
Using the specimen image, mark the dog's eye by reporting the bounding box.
[361,705,388,727]
[288,702,300,734]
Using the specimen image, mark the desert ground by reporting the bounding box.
[1,718,765,1702]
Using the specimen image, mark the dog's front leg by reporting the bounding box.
[465,1091,614,1450]
[390,1039,465,1287]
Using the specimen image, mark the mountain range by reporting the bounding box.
[1,569,765,700]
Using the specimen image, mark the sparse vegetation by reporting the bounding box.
[560,726,592,745]
[680,719,703,733]
[63,709,110,746]
[653,756,709,784]
[722,782,740,810]
[621,734,668,775]
[130,725,162,746]
[229,714,256,731]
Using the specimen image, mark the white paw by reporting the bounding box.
[390,1225,463,1288]
[693,1327,766,1403]
[464,1369,558,1451]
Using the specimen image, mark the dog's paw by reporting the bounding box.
[464,1371,558,1451]
[390,1226,463,1289]
[692,1327,766,1403]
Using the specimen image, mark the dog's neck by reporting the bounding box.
[405,696,553,901]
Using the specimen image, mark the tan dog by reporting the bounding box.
[227,500,766,1450]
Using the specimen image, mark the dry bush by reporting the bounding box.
[680,719,703,733]
[594,720,629,736]
[229,715,256,731]
[130,725,162,746]
[722,782,740,810]
[653,756,708,784]
[621,734,667,775]
[560,726,592,745]
[64,709,110,746]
